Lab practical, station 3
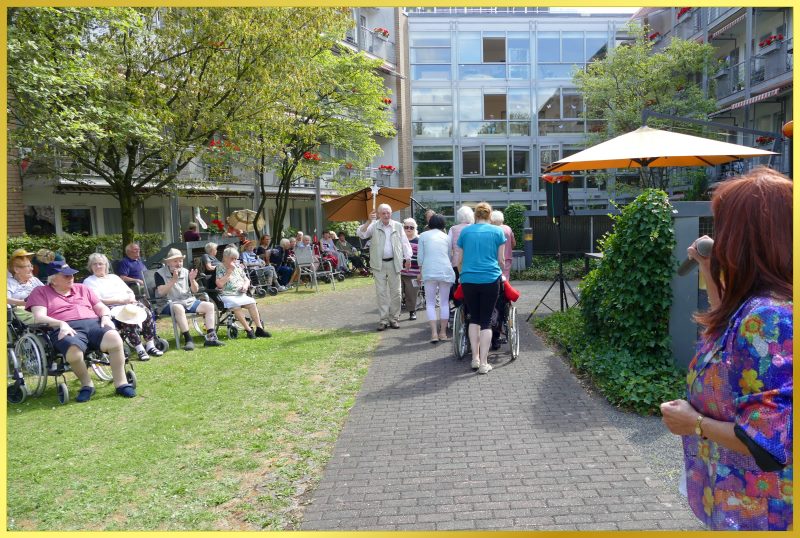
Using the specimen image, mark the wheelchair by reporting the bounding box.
[143,268,214,346]
[203,287,255,340]
[242,264,278,298]
[8,307,137,405]
[452,293,520,362]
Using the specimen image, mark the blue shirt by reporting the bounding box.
[457,223,506,284]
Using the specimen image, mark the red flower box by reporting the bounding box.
[542,174,574,184]
[378,164,396,173]
[303,151,321,161]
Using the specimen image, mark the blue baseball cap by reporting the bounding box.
[48,260,79,276]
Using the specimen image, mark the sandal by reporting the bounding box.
[76,385,95,403]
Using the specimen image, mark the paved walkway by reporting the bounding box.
[269,280,702,531]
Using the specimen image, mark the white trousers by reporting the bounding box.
[373,265,401,324]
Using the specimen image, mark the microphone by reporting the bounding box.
[677,237,714,276]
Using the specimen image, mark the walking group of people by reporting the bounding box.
[358,201,515,374]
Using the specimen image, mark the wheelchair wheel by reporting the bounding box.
[267,286,279,296]
[452,305,469,360]
[126,369,137,389]
[336,273,345,282]
[254,287,268,299]
[57,382,69,405]
[15,333,48,397]
[227,325,239,339]
[154,337,169,353]
[507,304,520,360]
[87,351,114,382]
[7,383,27,404]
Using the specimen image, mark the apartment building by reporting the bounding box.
[632,7,792,178]
[10,8,408,243]
[404,7,633,218]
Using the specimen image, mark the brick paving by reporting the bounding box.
[269,280,702,531]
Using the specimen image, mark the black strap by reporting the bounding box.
[734,424,785,472]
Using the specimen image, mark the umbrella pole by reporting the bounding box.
[527,216,579,318]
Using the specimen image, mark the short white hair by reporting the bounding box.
[204,242,217,254]
[490,210,504,225]
[87,252,109,271]
[223,247,239,259]
[377,203,392,213]
[403,218,418,237]
[456,205,475,225]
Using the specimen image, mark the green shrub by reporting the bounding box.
[504,203,525,245]
[8,233,164,273]
[580,189,675,359]
[534,307,684,415]
[327,221,360,237]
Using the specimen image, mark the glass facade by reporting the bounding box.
[409,16,626,207]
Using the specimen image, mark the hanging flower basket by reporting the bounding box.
[211,219,225,232]
[758,34,784,55]
[373,27,390,39]
[378,164,396,175]
[677,7,691,19]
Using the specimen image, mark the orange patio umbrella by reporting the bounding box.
[323,186,413,222]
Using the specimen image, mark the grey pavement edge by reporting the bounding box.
[267,280,702,531]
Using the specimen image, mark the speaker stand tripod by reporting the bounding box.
[527,216,579,320]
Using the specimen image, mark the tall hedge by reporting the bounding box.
[580,190,675,359]
[504,203,525,246]
[8,233,164,274]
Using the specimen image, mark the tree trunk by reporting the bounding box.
[118,182,137,255]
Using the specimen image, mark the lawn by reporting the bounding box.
[7,326,379,530]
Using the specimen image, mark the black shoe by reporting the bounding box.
[255,326,272,338]
[409,312,417,320]
[246,330,256,339]
[204,338,225,347]
[182,337,195,351]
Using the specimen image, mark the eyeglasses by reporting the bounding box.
[403,226,415,230]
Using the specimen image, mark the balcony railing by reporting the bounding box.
[675,9,702,39]
[344,25,395,64]
[751,38,792,86]
[712,60,746,99]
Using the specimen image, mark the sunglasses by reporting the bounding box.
[403,226,415,230]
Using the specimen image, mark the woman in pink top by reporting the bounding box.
[491,210,516,281]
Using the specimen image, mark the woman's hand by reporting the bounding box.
[687,235,712,268]
[660,399,698,436]
[57,322,76,340]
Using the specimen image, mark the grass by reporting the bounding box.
[264,273,373,306]
[511,255,598,281]
[7,327,379,530]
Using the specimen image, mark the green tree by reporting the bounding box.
[503,203,526,246]
[573,23,719,190]
[8,7,346,251]
[234,48,395,239]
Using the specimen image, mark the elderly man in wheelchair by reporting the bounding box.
[25,260,136,402]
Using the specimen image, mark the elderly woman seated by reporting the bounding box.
[240,240,285,292]
[215,247,271,339]
[7,248,44,324]
[83,252,164,361]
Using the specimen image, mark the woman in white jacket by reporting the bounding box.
[416,214,456,343]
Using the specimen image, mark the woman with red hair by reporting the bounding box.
[661,167,792,530]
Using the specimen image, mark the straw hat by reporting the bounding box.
[36,249,55,263]
[163,248,185,261]
[110,304,148,326]
[9,248,35,260]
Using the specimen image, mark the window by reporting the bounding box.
[484,145,507,176]
[61,208,93,235]
[562,90,583,118]
[413,123,453,138]
[458,32,482,63]
[507,32,530,63]
[24,205,56,236]
[537,87,585,135]
[412,105,453,122]
[462,147,481,175]
[411,48,451,63]
[139,207,164,234]
[537,32,560,62]
[459,89,482,120]
[413,146,454,192]
[103,207,122,235]
[411,65,451,81]
[562,32,584,63]
[585,31,608,62]
[538,88,560,119]
[410,32,450,47]
[411,88,452,105]
[483,36,506,62]
[511,147,530,175]
[483,94,506,120]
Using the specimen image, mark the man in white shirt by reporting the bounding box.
[357,203,412,330]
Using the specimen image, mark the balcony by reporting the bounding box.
[750,38,792,87]
[713,60,746,100]
[344,25,396,65]
[674,9,702,39]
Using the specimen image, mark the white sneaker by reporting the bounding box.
[470,358,480,369]
[477,363,492,374]
[277,285,287,292]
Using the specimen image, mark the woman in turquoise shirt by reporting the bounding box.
[456,202,506,374]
